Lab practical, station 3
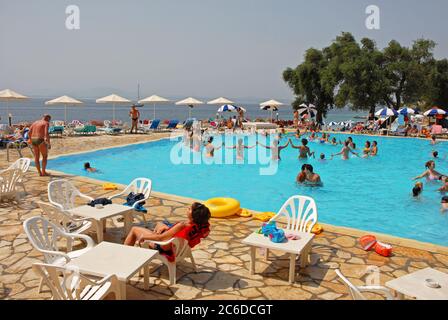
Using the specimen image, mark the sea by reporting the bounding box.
[0,98,367,125]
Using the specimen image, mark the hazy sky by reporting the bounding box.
[1,0,447,102]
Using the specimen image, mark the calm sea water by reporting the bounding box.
[48,133,448,246]
[1,98,366,124]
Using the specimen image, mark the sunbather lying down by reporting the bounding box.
[124,202,211,260]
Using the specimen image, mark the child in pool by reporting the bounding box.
[438,176,448,192]
[412,182,423,197]
[84,162,97,173]
[441,196,448,212]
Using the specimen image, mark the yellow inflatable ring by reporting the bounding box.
[205,198,240,218]
[102,183,118,191]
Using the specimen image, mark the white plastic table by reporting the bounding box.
[67,241,157,300]
[242,231,314,283]
[386,268,448,300]
[68,204,134,242]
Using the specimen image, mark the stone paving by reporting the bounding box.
[1,132,448,300]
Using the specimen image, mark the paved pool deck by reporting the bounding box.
[1,132,448,300]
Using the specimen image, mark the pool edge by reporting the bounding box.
[41,166,448,255]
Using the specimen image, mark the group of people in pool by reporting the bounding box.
[183,129,379,188]
[413,158,448,212]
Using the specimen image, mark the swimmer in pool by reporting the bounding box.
[441,196,448,212]
[412,182,423,197]
[370,141,378,156]
[257,138,290,161]
[431,135,438,145]
[330,137,338,146]
[318,153,332,162]
[84,162,97,173]
[290,138,315,159]
[347,137,355,149]
[438,176,448,193]
[413,160,446,181]
[226,138,255,160]
[302,164,322,186]
[433,151,439,158]
[331,141,359,160]
[204,137,222,157]
[362,141,371,158]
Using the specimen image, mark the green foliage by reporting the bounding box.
[283,32,448,121]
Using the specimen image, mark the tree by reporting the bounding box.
[283,48,334,123]
[424,59,448,109]
[321,33,386,115]
[382,39,436,110]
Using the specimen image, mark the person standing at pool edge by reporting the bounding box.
[129,104,140,134]
[28,114,51,176]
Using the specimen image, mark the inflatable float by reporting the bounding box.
[204,198,241,218]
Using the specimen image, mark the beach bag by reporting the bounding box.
[125,192,146,206]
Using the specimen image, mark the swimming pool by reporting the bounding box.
[48,133,448,246]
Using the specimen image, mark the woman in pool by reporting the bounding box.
[258,138,290,161]
[413,160,446,181]
[83,162,97,173]
[124,202,211,256]
[370,141,378,156]
[347,137,355,149]
[227,138,255,160]
[331,141,359,160]
[204,137,222,158]
[290,138,315,159]
[362,141,371,158]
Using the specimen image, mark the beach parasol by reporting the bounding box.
[375,107,399,117]
[297,103,317,118]
[217,104,238,113]
[0,89,29,122]
[260,99,284,122]
[398,107,416,116]
[423,107,446,117]
[207,97,234,105]
[138,95,170,120]
[328,121,339,127]
[96,94,131,122]
[45,95,83,123]
[176,97,204,118]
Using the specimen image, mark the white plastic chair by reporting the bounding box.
[269,195,318,233]
[0,168,23,202]
[38,201,92,250]
[5,158,30,193]
[335,269,395,300]
[32,263,121,300]
[23,216,95,293]
[48,179,94,211]
[266,195,318,265]
[141,237,197,285]
[108,178,152,224]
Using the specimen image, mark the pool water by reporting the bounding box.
[48,133,448,246]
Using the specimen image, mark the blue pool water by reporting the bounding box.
[48,133,448,246]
